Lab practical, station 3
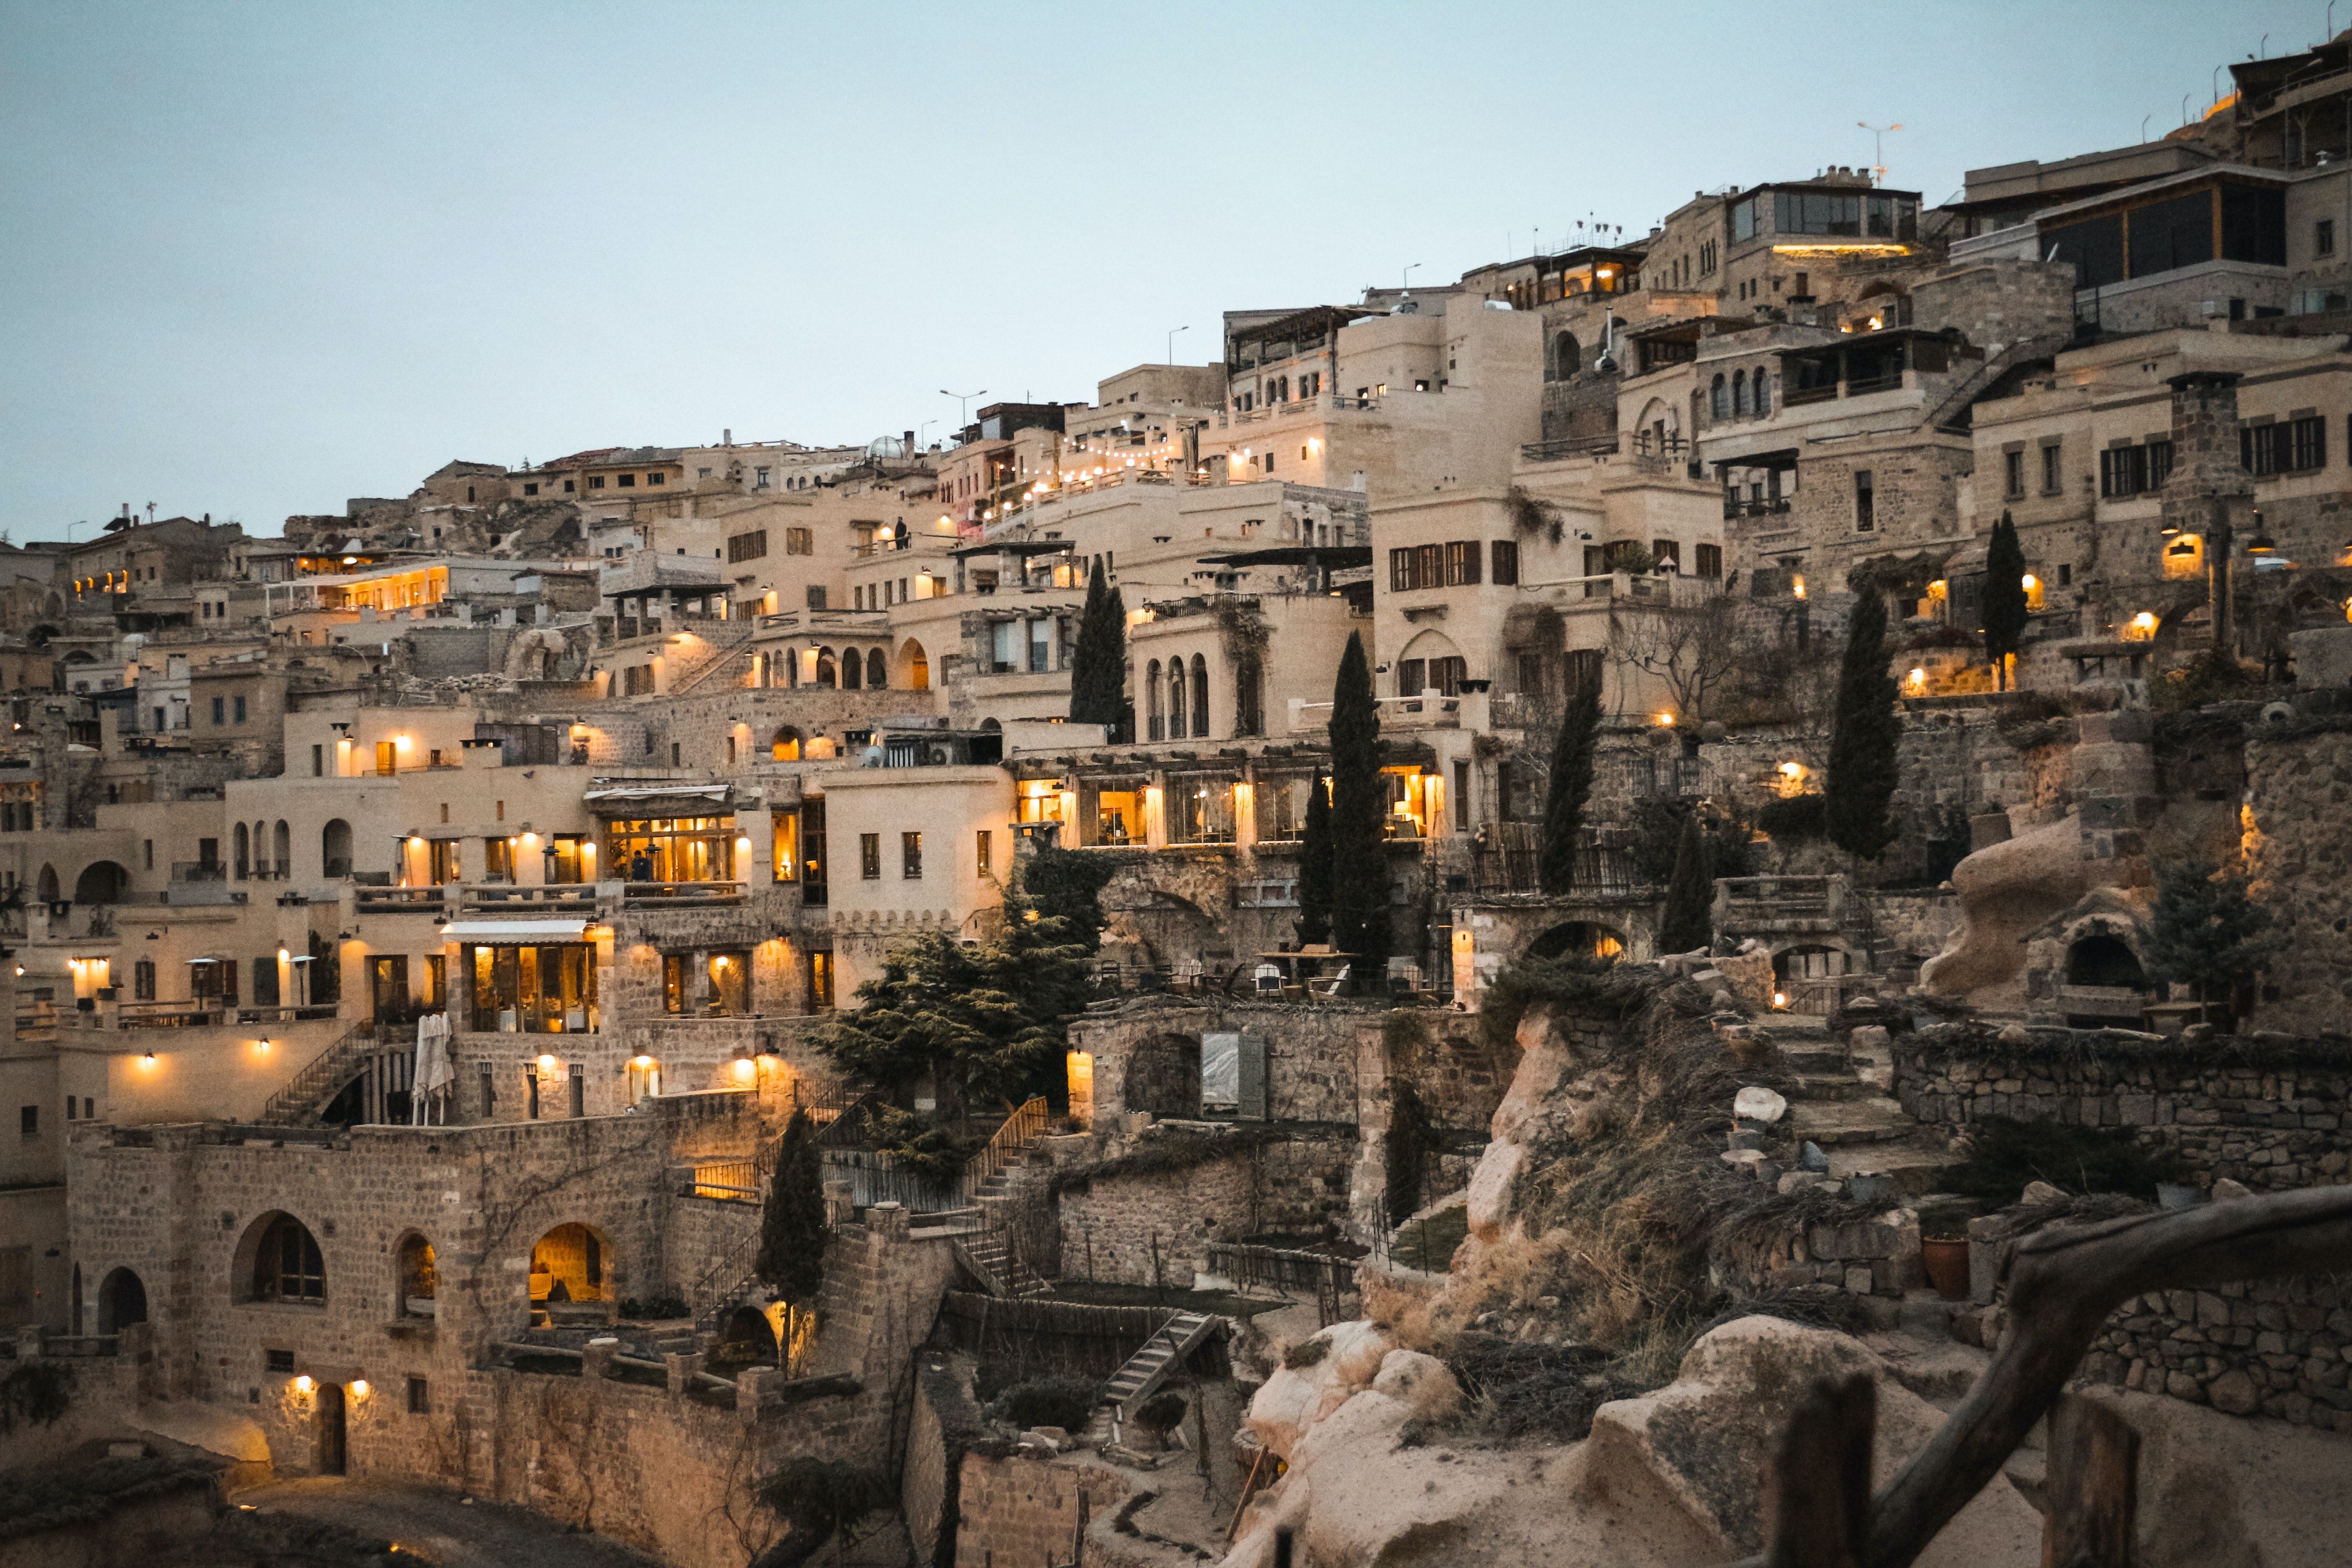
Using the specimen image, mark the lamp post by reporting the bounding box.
[1857,122,1902,185]
[941,388,985,431]
[1166,323,1188,364]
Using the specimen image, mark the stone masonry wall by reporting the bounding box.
[1053,1132,1357,1286]
[952,1451,1129,1568]
[1069,1000,1364,1126]
[1895,1022,2352,1429]
[2244,725,2352,1035]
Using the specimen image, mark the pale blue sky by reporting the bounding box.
[0,0,2325,539]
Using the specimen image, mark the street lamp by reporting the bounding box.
[1857,122,1902,184]
[941,388,985,430]
[1166,324,1188,364]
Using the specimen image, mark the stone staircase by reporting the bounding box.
[1775,1024,1958,1195]
[258,1020,380,1125]
[1084,1310,1222,1446]
[665,622,755,696]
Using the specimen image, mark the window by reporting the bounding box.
[2244,416,2327,475]
[589,475,605,490]
[1695,543,1724,578]
[311,744,323,777]
[2041,442,2063,495]
[785,528,813,555]
[251,1215,324,1304]
[466,943,596,1033]
[901,832,922,879]
[607,814,735,881]
[727,530,768,564]
[1710,374,1728,419]
[134,960,155,1000]
[19,1105,35,1139]
[234,696,246,723]
[975,830,991,876]
[1732,370,1749,417]
[407,1377,431,1415]
[1028,617,1052,673]
[859,833,881,879]
[1490,540,1519,585]
[1731,195,1761,241]
[1444,540,1482,586]
[808,951,833,1011]
[211,696,225,724]
[267,1349,295,1374]
[2321,219,2338,257]
[756,466,771,488]
[1854,470,1876,533]
[2100,442,2176,498]
[2004,450,2026,499]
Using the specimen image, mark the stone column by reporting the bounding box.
[2161,371,2252,653]
[663,1351,704,1394]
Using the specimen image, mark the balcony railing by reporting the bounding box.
[1724,498,1793,520]
[171,862,226,883]
[356,886,448,913]
[1520,434,1622,463]
[620,880,746,906]
[462,882,598,911]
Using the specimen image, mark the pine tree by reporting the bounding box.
[755,1110,826,1369]
[1825,590,1901,859]
[2142,858,2275,1017]
[1537,673,1601,894]
[1067,573,1129,735]
[1983,511,2029,691]
[1295,770,1333,946]
[1327,632,1389,965]
[1658,813,1715,955]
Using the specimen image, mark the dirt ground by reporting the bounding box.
[233,1476,663,1568]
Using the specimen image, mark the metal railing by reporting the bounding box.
[259,1019,380,1125]
[1520,434,1622,462]
[1470,828,1649,897]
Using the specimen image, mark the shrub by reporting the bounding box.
[991,1376,1098,1432]
[618,1294,688,1321]
[1132,1390,1188,1447]
[1944,1116,2185,1206]
[753,1457,895,1564]
[1754,794,1827,841]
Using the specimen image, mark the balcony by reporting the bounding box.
[620,880,746,908]
[462,882,598,914]
[356,885,449,915]
[1520,434,1623,463]
[1724,498,1793,521]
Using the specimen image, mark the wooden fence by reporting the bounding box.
[938,1291,1186,1383]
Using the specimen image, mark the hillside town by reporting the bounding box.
[10,28,2352,1568]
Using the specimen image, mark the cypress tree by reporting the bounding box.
[1067,573,1129,735]
[1658,813,1715,955]
[1327,632,1390,965]
[1537,672,1601,894]
[2142,858,2275,1018]
[1983,511,2029,691]
[1826,590,1901,859]
[1295,770,1333,946]
[754,1110,827,1369]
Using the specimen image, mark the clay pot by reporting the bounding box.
[1921,1238,1971,1302]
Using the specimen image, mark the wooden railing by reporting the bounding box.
[967,1096,1048,1196]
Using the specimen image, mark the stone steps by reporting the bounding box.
[1788,1095,1914,1147]
[1792,1072,1877,1103]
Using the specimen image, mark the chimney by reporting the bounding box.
[723,428,732,446]
[903,430,915,452]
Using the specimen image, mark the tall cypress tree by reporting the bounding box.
[1537,673,1601,894]
[1658,813,1714,955]
[1295,770,1333,946]
[1327,632,1389,965]
[1983,511,2029,691]
[1068,572,1129,735]
[1825,591,1901,859]
[755,1110,827,1370]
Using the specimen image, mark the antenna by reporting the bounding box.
[1857,122,1903,185]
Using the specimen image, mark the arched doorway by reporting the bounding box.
[321,819,353,878]
[97,1266,147,1333]
[866,649,887,690]
[315,1382,347,1475]
[237,1212,325,1305]
[898,639,930,691]
[2067,935,2147,989]
[770,726,803,761]
[1125,1033,1203,1119]
[396,1233,436,1318]
[529,1222,612,1321]
[74,862,127,907]
[35,864,58,906]
[715,1304,779,1369]
[1530,922,1626,960]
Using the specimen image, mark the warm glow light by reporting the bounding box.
[294,1375,314,1393]
[277,947,289,961]
[1906,667,1927,691]
[631,1055,654,1068]
[395,734,412,747]
[1772,992,1788,1009]
[732,1058,756,1081]
[1779,761,1805,778]
[537,1053,559,1072]
[1654,712,1675,726]
[350,1379,369,1398]
[2021,574,2038,590]
[1792,575,1808,599]
[141,1050,156,1066]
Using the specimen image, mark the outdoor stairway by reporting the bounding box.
[952,1226,1052,1300]
[1086,1311,1221,1446]
[258,1020,380,1125]
[664,622,755,696]
[1774,1027,1958,1195]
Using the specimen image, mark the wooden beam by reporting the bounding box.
[1767,1372,1876,1568]
[2041,1394,2136,1568]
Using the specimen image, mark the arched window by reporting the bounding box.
[1235,652,1263,738]
[770,727,802,761]
[246,1213,325,1304]
[273,821,291,877]
[1751,366,1770,416]
[1709,374,1728,420]
[1554,331,1580,381]
[1145,660,1164,740]
[866,649,886,689]
[1190,654,1209,739]
[234,823,250,880]
[1167,662,1187,739]
[397,1233,436,1318]
[97,1266,147,1333]
[255,820,270,877]
[36,865,57,905]
[841,647,862,689]
[322,819,353,878]
[813,647,837,688]
[1732,370,1749,417]
[899,639,930,691]
[529,1222,611,1312]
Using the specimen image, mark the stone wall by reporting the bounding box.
[2244,724,2352,1035]
[1891,1024,2352,1192]
[903,1355,986,1568]
[2076,1272,2352,1431]
[952,1451,1128,1568]
[1068,1000,1364,1126]
[1053,1131,1357,1285]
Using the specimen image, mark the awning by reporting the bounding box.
[583,784,732,810]
[439,920,590,942]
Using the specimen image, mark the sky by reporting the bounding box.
[0,0,2329,541]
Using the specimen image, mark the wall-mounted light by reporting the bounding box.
[537,1054,558,1072]
[349,1379,370,1399]
[294,1374,314,1394]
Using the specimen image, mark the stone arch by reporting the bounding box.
[898,638,931,691]
[395,1230,437,1318]
[2066,932,2148,989]
[719,1304,778,1361]
[35,864,57,905]
[770,725,804,761]
[235,1210,325,1305]
[96,1265,147,1333]
[72,861,127,906]
[273,820,291,875]
[1125,1032,1203,1119]
[813,647,837,688]
[1145,658,1164,738]
[321,819,353,877]
[234,823,251,878]
[842,645,863,689]
[866,648,887,690]
[1553,330,1581,381]
[529,1221,614,1310]
[1529,921,1626,960]
[1189,654,1208,739]
[1709,373,1729,420]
